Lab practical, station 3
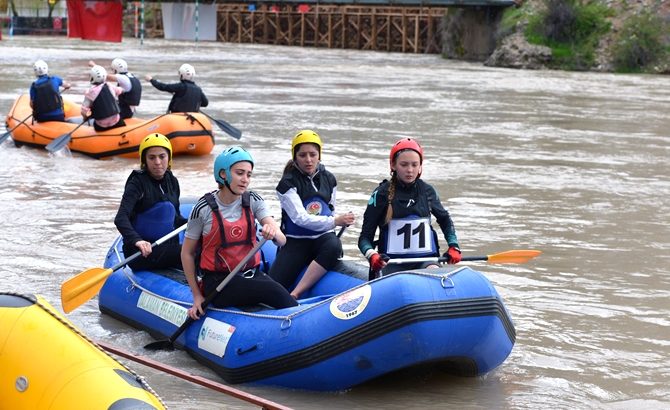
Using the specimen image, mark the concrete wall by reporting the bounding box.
[442,6,505,61]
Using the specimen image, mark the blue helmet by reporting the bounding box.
[214,146,254,185]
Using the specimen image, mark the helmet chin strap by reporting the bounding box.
[223,180,241,196]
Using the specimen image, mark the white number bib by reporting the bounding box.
[386,217,434,255]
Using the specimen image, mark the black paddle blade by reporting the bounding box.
[0,131,12,144]
[143,340,175,351]
[45,133,72,152]
[215,119,242,140]
[1,114,33,144]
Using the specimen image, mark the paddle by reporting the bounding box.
[386,250,542,265]
[95,340,293,410]
[337,211,353,238]
[0,114,33,144]
[199,110,242,140]
[61,224,187,314]
[337,226,347,238]
[144,237,268,351]
[45,120,87,152]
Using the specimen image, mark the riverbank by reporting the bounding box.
[485,0,670,73]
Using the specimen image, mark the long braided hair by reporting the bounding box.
[384,171,397,226]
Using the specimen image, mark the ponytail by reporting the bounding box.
[282,159,295,175]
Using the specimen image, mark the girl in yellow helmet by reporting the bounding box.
[114,133,187,271]
[269,130,355,299]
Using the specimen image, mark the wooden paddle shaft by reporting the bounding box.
[96,340,294,410]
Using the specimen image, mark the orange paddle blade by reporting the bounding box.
[61,267,113,313]
[486,250,541,264]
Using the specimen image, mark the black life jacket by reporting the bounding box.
[169,80,202,113]
[125,169,181,215]
[32,77,62,115]
[117,73,142,106]
[91,84,121,120]
[125,169,181,242]
[376,179,439,256]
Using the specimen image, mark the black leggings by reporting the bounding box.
[268,233,342,291]
[202,270,298,309]
[125,242,182,272]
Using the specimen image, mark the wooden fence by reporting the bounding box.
[148,4,447,54]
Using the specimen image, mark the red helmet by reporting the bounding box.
[390,138,423,176]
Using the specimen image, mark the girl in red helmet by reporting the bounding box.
[358,138,461,278]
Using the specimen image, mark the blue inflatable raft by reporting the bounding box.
[98,207,515,392]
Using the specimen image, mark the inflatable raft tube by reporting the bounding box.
[0,292,166,410]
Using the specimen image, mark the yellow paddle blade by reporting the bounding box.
[61,267,113,313]
[486,250,541,264]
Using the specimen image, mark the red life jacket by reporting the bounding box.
[198,191,259,274]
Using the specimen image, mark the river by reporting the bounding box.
[1,35,669,410]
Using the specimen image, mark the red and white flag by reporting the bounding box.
[67,1,123,43]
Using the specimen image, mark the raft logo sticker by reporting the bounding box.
[198,317,236,357]
[330,285,371,320]
[137,292,188,327]
[306,201,322,215]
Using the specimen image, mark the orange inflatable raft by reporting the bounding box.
[5,94,214,159]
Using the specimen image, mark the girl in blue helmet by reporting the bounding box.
[182,147,298,319]
[269,130,355,299]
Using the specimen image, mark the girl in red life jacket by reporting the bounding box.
[182,147,298,320]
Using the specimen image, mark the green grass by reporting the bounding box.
[500,6,528,33]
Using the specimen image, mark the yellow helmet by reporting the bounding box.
[291,130,322,160]
[139,133,172,169]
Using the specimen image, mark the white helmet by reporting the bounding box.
[34,60,49,77]
[111,58,128,74]
[90,65,107,84]
[179,64,195,81]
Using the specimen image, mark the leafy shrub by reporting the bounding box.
[526,0,611,70]
[610,11,665,72]
[540,0,576,43]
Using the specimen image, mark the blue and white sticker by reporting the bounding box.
[137,292,188,327]
[197,317,236,357]
[330,285,371,320]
